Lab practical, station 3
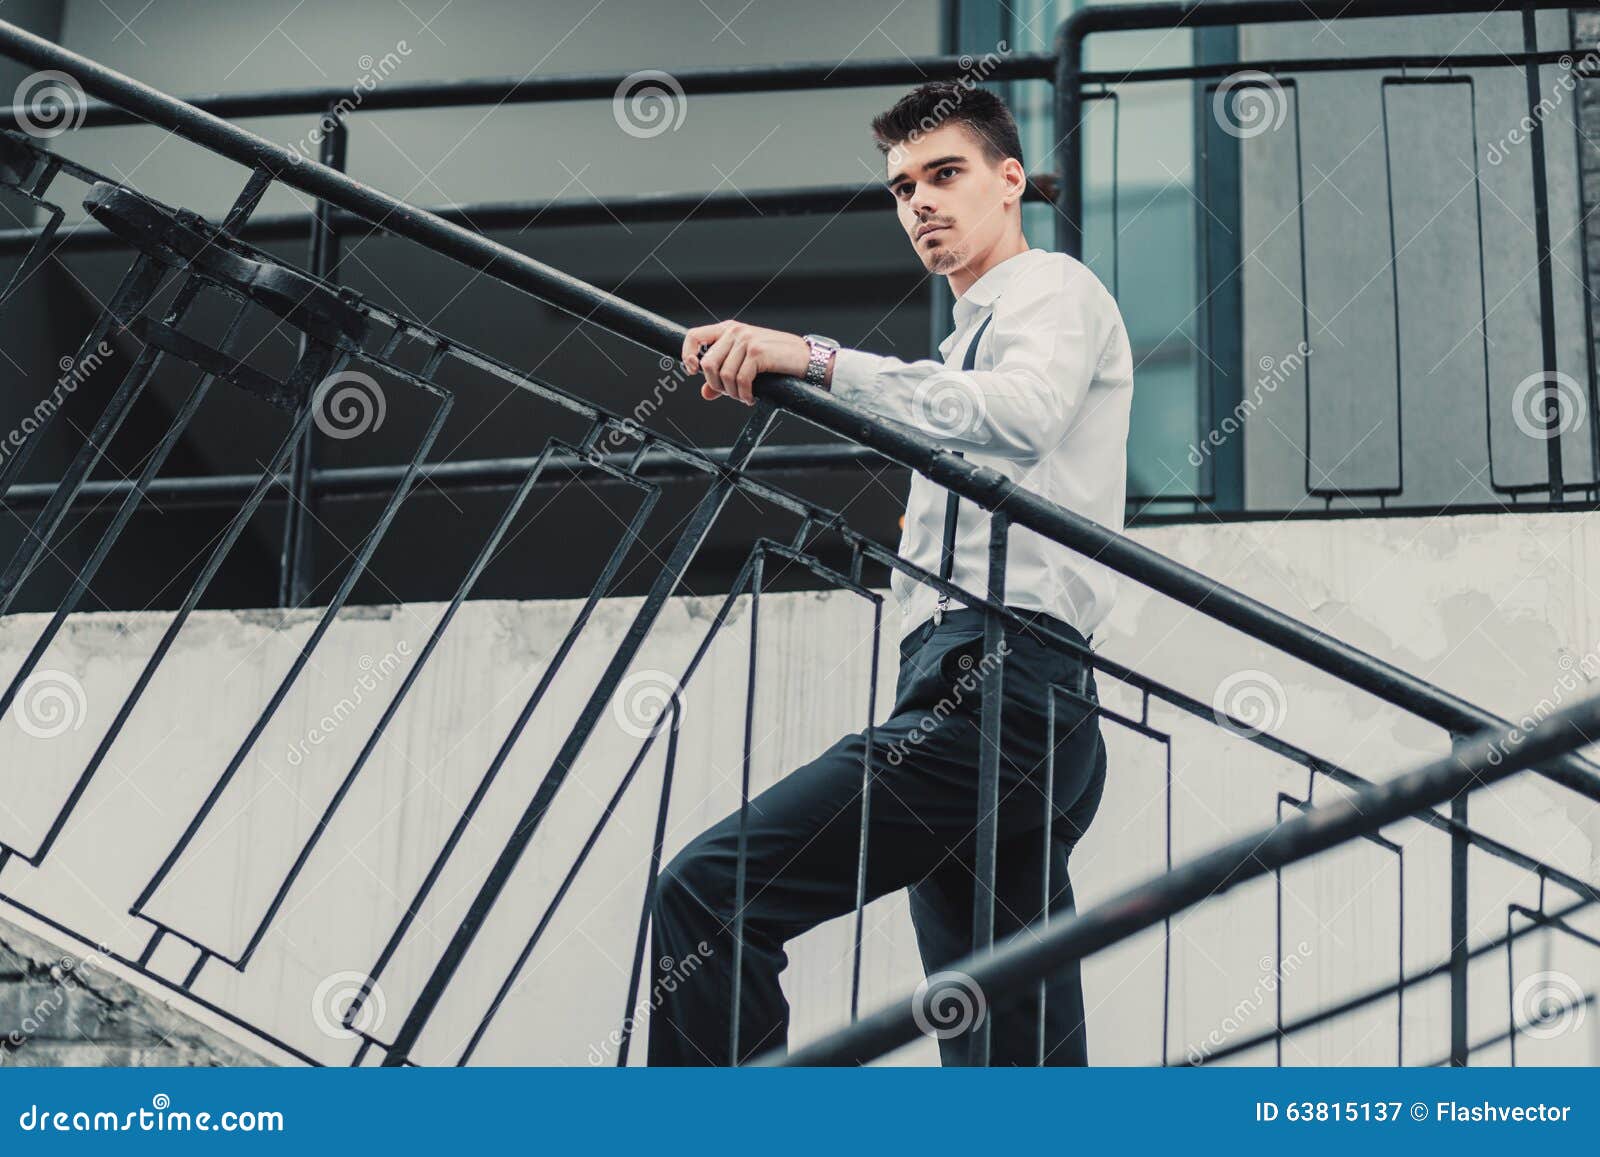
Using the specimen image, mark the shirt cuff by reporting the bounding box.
[827,347,889,402]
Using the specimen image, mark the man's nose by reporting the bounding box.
[909,189,937,219]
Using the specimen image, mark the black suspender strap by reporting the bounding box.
[934,311,994,624]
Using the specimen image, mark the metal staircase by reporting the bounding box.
[0,2,1596,1068]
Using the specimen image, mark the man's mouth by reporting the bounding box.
[917,223,949,242]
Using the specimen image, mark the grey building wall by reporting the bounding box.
[1239,8,1591,512]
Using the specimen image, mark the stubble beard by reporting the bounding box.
[924,242,967,276]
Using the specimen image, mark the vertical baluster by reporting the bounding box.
[849,599,883,1023]
[966,512,1008,1066]
[280,107,348,606]
[730,550,762,1064]
[618,696,684,1066]
[1450,784,1469,1066]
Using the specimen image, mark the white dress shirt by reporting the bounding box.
[828,246,1134,641]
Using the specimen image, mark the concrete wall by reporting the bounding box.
[0,508,1597,1066]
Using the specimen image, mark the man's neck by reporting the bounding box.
[947,233,1030,299]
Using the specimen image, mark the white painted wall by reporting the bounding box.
[1,509,1598,1066]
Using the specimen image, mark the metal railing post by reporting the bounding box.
[965,512,1008,1066]
[1520,8,1565,504]
[1450,783,1469,1066]
[1054,20,1084,258]
[279,106,347,606]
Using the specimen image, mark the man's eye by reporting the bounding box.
[938,167,958,179]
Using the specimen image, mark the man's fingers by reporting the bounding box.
[721,343,750,406]
[683,321,733,371]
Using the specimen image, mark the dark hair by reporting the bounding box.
[870,81,1056,202]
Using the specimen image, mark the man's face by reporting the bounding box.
[884,122,1018,276]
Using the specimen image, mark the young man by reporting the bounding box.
[650,81,1133,1065]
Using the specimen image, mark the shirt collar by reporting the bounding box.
[938,247,1045,359]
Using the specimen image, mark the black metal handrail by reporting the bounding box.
[0,3,1593,1069]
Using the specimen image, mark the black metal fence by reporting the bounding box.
[0,2,1595,1069]
[0,0,1590,605]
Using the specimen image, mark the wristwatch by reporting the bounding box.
[801,333,839,388]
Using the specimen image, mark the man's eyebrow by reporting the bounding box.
[885,154,967,189]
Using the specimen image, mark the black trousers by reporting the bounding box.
[645,607,1108,1066]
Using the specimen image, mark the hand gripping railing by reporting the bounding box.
[0,9,1595,1067]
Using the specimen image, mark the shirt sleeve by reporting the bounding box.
[827,267,1109,461]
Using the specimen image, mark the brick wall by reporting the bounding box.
[0,912,268,1067]
[1576,7,1600,365]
